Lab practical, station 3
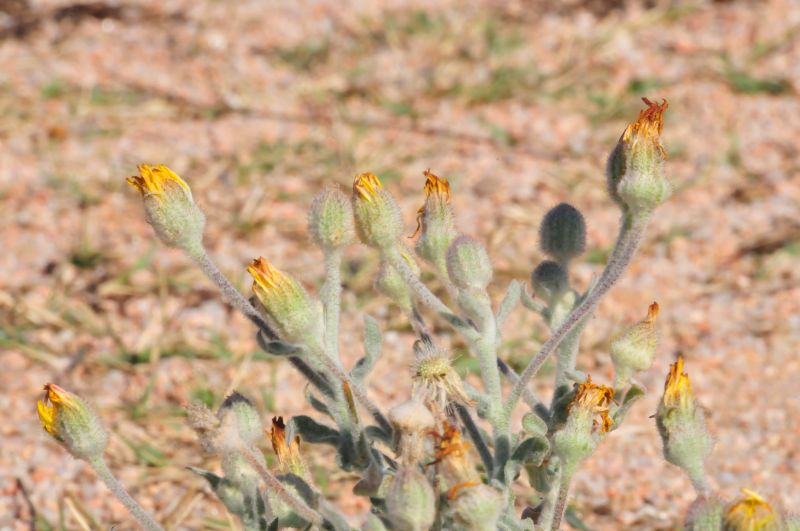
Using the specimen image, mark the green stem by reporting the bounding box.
[321,248,343,362]
[238,446,324,527]
[550,468,574,531]
[88,457,163,531]
[504,214,650,419]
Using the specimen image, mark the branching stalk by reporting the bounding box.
[238,446,324,527]
[88,457,163,531]
[504,213,650,420]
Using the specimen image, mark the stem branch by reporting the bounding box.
[88,458,163,531]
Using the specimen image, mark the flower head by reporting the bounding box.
[412,343,473,419]
[270,417,309,479]
[430,423,481,496]
[37,384,107,460]
[248,257,322,344]
[414,170,458,271]
[724,489,778,531]
[568,376,615,433]
[351,172,403,249]
[607,98,672,215]
[126,164,205,252]
[662,355,693,411]
[611,302,660,386]
[308,185,354,251]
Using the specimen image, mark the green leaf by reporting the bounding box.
[496,280,522,328]
[610,382,645,430]
[511,436,550,467]
[565,505,591,531]
[304,388,331,417]
[256,331,304,356]
[289,416,340,446]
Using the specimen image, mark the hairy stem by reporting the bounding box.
[321,248,343,361]
[504,213,650,420]
[496,358,547,418]
[384,247,453,316]
[550,469,574,531]
[553,328,583,390]
[88,457,163,531]
[239,446,324,527]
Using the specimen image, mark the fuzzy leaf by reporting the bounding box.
[277,473,317,507]
[511,436,550,467]
[186,466,223,489]
[364,425,392,445]
[352,458,385,496]
[256,331,303,356]
[610,382,645,430]
[304,388,331,417]
[521,412,548,438]
[496,280,522,328]
[288,416,340,446]
[351,316,382,381]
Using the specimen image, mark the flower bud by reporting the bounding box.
[724,489,779,531]
[270,416,310,480]
[248,257,323,344]
[446,235,492,291]
[389,398,435,464]
[127,164,206,254]
[606,98,671,215]
[386,467,436,531]
[411,343,473,420]
[539,203,586,263]
[531,260,569,304]
[37,384,108,461]
[413,170,458,271]
[611,302,660,387]
[553,377,614,472]
[351,172,403,249]
[450,484,504,531]
[308,185,355,251]
[685,496,724,530]
[656,357,713,489]
[376,249,419,314]
[218,391,262,447]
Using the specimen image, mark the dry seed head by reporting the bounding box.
[412,345,473,418]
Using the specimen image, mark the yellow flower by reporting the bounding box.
[663,356,693,410]
[620,98,669,158]
[724,489,778,531]
[127,164,192,198]
[430,423,481,498]
[36,383,107,459]
[270,416,308,479]
[413,169,451,238]
[248,257,290,296]
[352,172,383,203]
[569,376,615,433]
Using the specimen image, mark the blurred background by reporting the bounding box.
[1,0,798,529]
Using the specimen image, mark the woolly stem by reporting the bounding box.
[88,457,163,531]
[321,248,343,361]
[504,213,650,420]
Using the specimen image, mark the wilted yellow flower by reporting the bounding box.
[247,257,321,344]
[724,489,778,531]
[126,164,192,198]
[37,383,107,460]
[413,169,451,237]
[353,172,383,202]
[663,356,693,411]
[430,423,481,499]
[569,376,615,433]
[620,98,669,159]
[126,164,205,252]
[270,416,309,479]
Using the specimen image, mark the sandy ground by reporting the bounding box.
[1,0,799,529]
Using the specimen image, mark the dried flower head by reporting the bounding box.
[412,344,473,419]
[37,383,108,460]
[430,423,481,498]
[413,169,459,275]
[568,376,615,433]
[662,355,693,411]
[724,489,778,531]
[126,164,206,252]
[270,416,309,479]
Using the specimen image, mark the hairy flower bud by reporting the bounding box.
[450,484,504,531]
[376,249,419,314]
[308,185,355,251]
[389,398,435,463]
[127,164,206,254]
[414,170,458,271]
[724,489,779,531]
[531,260,569,304]
[607,98,671,215]
[37,384,108,461]
[270,416,310,480]
[539,203,586,263]
[553,377,614,472]
[248,257,323,344]
[218,392,262,447]
[386,467,436,531]
[446,235,492,291]
[656,357,713,489]
[611,302,660,387]
[351,172,403,249]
